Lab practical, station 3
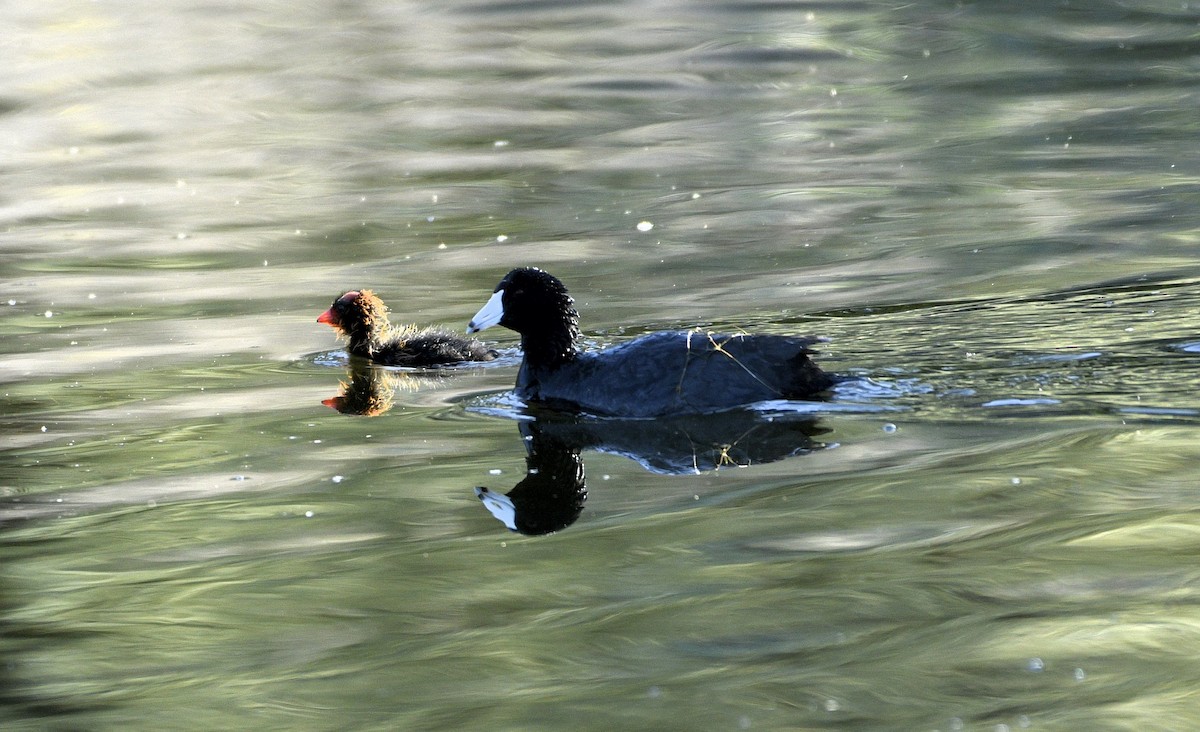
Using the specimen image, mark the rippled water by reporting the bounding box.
[4,1,1200,729]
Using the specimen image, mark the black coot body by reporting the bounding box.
[467,268,834,418]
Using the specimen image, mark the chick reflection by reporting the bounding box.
[322,360,426,416]
[475,409,828,535]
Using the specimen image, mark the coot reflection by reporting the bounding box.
[321,360,401,416]
[475,408,828,535]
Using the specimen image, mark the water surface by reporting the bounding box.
[4,1,1200,729]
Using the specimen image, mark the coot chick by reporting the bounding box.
[319,290,497,367]
[467,268,835,417]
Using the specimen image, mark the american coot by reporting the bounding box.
[467,267,835,417]
[319,290,497,367]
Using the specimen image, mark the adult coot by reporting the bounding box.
[319,290,497,367]
[467,268,834,417]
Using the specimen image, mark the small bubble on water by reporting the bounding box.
[331,475,344,483]
[488,469,502,475]
[824,699,840,712]
[882,422,897,433]
[493,140,509,147]
[40,426,47,433]
[1026,657,1044,672]
[1011,477,1022,485]
[44,310,53,318]
[636,221,654,232]
[304,511,314,518]
[231,475,246,481]
[1074,667,1086,681]
[646,686,661,699]
[1018,715,1032,728]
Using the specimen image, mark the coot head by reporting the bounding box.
[469,267,581,365]
[318,290,389,350]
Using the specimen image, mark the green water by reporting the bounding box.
[4,1,1200,729]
